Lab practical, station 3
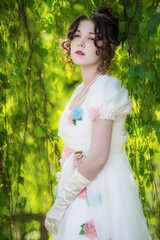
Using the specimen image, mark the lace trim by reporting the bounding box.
[99,114,115,120]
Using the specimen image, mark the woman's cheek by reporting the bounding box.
[86,42,97,53]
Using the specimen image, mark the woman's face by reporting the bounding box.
[70,20,103,69]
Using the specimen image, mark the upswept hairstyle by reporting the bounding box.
[60,5,120,74]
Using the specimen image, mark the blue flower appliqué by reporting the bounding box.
[71,106,84,126]
[86,192,102,207]
[54,184,58,199]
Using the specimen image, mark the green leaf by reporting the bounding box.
[3,207,10,216]
[0,47,5,56]
[139,167,144,176]
[39,48,48,57]
[9,3,15,11]
[149,148,154,156]
[32,220,40,231]
[155,228,160,238]
[119,21,125,33]
[0,194,5,207]
[142,109,149,122]
[152,120,160,133]
[8,58,12,64]
[79,223,85,235]
[19,176,24,185]
[52,128,58,135]
[24,51,29,57]
[146,69,155,82]
[6,160,12,168]
[157,58,160,69]
[139,21,147,34]
[150,13,160,28]
[146,178,151,188]
[139,190,146,198]
[135,65,147,78]
[0,73,7,84]
[136,87,144,95]
[79,229,85,234]
[149,173,154,183]
[42,126,48,132]
[92,0,101,7]
[34,126,47,137]
[128,76,136,88]
[80,223,85,227]
[126,8,134,18]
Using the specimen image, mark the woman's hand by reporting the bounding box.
[73,158,82,168]
[45,204,65,236]
[45,168,91,236]
[73,151,84,169]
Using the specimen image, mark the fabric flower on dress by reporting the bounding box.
[89,107,100,120]
[59,144,74,167]
[55,145,74,199]
[66,112,74,125]
[54,184,58,199]
[55,171,62,183]
[86,197,90,207]
[63,145,74,155]
[74,152,85,160]
[86,192,102,207]
[79,219,98,239]
[78,187,87,198]
[59,158,66,167]
[66,106,84,126]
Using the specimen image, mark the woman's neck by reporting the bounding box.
[80,65,106,88]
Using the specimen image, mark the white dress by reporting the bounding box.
[53,74,151,240]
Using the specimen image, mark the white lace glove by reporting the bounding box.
[45,167,92,236]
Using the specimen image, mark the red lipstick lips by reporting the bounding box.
[75,50,85,55]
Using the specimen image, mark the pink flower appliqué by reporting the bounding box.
[55,171,62,183]
[66,112,73,124]
[89,107,100,120]
[63,145,74,155]
[83,220,98,239]
[59,145,74,167]
[59,158,65,167]
[78,187,87,198]
[74,152,84,160]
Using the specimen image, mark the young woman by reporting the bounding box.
[45,5,151,240]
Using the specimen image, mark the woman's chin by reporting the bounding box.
[72,59,86,65]
[72,60,99,68]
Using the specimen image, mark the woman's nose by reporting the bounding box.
[78,40,85,47]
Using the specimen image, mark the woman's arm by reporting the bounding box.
[45,119,113,235]
[77,119,113,181]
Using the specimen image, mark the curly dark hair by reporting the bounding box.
[60,5,120,74]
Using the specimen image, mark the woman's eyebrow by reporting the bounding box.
[76,30,95,35]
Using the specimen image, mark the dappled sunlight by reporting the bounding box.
[0,0,159,239]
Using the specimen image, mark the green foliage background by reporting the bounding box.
[0,0,160,239]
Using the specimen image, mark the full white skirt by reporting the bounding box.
[53,150,151,240]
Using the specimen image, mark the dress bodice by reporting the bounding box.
[58,74,133,156]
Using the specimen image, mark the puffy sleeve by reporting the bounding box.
[86,76,133,121]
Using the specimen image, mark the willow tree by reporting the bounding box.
[0,0,159,239]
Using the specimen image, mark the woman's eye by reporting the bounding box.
[73,34,79,38]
